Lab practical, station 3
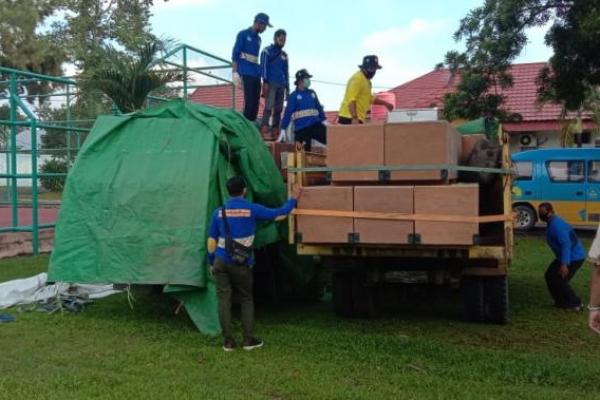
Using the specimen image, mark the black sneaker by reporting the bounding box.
[223,337,236,352]
[243,337,264,351]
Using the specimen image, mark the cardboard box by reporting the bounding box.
[296,186,354,243]
[327,123,384,182]
[385,121,460,181]
[267,142,296,180]
[414,184,479,245]
[460,134,486,165]
[354,186,413,244]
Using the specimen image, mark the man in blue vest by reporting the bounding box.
[538,203,585,310]
[280,69,327,151]
[259,29,289,140]
[207,176,301,352]
[232,13,272,121]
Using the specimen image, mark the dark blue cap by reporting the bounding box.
[254,13,272,27]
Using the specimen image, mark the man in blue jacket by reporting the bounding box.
[280,69,327,150]
[232,13,272,121]
[207,176,301,352]
[259,29,289,140]
[538,203,585,310]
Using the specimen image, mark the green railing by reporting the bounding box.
[0,44,234,255]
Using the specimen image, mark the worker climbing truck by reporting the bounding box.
[286,120,514,324]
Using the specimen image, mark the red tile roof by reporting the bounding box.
[389,62,592,129]
[188,84,265,116]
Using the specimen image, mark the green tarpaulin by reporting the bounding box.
[48,99,289,335]
[456,117,498,137]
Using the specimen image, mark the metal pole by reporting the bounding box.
[8,73,18,228]
[183,46,188,99]
[30,118,39,255]
[66,84,72,161]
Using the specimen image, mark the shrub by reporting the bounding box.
[39,158,69,192]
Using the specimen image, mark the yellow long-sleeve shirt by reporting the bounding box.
[338,70,373,122]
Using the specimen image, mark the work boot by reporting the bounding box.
[222,337,236,352]
[243,337,264,351]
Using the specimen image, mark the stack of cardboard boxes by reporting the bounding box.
[296,121,480,246]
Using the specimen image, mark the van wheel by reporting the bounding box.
[462,276,485,323]
[514,204,537,231]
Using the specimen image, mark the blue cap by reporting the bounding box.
[254,13,272,27]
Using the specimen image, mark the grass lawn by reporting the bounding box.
[1,235,600,399]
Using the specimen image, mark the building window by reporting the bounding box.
[514,161,533,181]
[589,161,600,182]
[547,161,585,183]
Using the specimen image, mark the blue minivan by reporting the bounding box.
[512,148,600,230]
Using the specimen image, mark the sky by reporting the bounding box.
[150,0,554,111]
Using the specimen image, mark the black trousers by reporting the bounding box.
[545,258,583,308]
[242,75,261,121]
[337,116,363,125]
[295,123,327,151]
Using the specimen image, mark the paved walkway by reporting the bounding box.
[0,207,59,227]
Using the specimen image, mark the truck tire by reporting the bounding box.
[333,272,354,317]
[514,204,537,231]
[351,273,376,318]
[461,276,485,323]
[484,276,509,324]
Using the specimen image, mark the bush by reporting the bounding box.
[39,158,69,192]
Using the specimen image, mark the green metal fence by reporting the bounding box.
[0,44,234,254]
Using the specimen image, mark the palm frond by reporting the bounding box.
[79,39,183,113]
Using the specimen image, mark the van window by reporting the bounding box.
[514,161,533,181]
[547,161,585,183]
[589,161,600,182]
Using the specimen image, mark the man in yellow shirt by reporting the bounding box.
[338,55,394,124]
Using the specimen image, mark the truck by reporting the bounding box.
[285,127,514,324]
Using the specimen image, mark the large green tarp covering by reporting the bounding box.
[48,99,288,334]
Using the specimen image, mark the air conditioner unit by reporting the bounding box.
[519,133,536,147]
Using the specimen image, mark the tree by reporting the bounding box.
[54,0,158,68]
[443,0,600,121]
[537,1,600,111]
[0,0,68,102]
[79,40,182,113]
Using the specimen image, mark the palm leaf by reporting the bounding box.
[80,39,183,113]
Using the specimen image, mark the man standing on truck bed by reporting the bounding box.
[538,203,585,311]
[259,29,289,140]
[232,13,272,122]
[207,176,302,352]
[280,69,327,151]
[337,55,394,124]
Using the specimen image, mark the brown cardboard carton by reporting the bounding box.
[267,142,296,180]
[414,184,479,245]
[385,121,460,181]
[327,123,384,182]
[297,186,353,243]
[460,134,486,165]
[354,186,413,244]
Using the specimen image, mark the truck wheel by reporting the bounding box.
[461,276,485,323]
[333,272,354,317]
[351,273,376,318]
[484,276,509,325]
[514,204,537,231]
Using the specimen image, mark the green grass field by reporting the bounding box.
[1,235,599,399]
